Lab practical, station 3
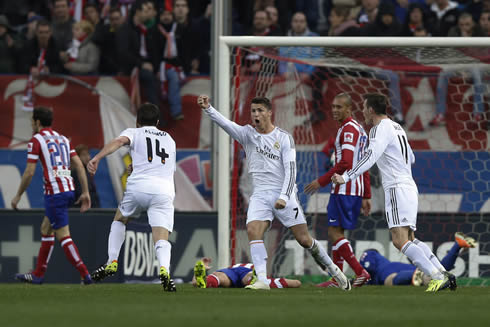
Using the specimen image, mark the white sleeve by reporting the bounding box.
[119,128,135,146]
[409,145,415,165]
[203,106,248,145]
[342,123,391,183]
[279,134,296,202]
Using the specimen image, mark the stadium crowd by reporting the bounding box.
[0,0,487,124]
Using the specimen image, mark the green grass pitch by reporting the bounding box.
[0,284,488,327]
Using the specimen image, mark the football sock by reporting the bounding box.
[107,221,126,263]
[392,270,415,285]
[60,236,89,277]
[32,235,55,277]
[249,240,268,283]
[269,278,288,288]
[154,239,171,271]
[413,238,446,272]
[334,237,364,276]
[206,274,219,288]
[401,241,443,280]
[440,242,461,271]
[307,239,334,271]
[332,243,344,271]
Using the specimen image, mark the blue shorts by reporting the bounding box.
[44,191,75,229]
[327,194,362,230]
[217,266,252,288]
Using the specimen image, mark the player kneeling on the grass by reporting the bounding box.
[88,103,177,292]
[198,95,350,291]
[305,93,372,288]
[192,258,301,289]
[332,93,456,292]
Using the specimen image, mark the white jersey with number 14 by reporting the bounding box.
[120,126,176,197]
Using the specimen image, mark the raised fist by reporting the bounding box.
[197,95,210,109]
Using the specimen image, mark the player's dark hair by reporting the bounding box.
[251,97,272,111]
[363,93,387,115]
[33,107,53,127]
[137,103,160,126]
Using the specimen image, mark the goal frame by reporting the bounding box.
[216,36,490,269]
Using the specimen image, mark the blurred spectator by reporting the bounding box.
[430,66,485,126]
[401,3,433,36]
[154,8,185,121]
[358,0,380,26]
[249,10,282,36]
[20,19,64,74]
[20,14,44,43]
[429,0,460,36]
[295,0,319,32]
[448,12,485,36]
[145,0,158,28]
[466,0,490,23]
[172,0,200,75]
[479,11,490,36]
[413,26,429,36]
[60,20,100,74]
[72,144,100,208]
[52,0,75,50]
[0,15,20,74]
[192,2,212,74]
[279,12,321,76]
[84,3,104,42]
[327,5,360,36]
[96,7,124,74]
[116,0,160,108]
[361,1,402,36]
[265,5,283,35]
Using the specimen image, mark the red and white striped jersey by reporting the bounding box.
[318,117,371,198]
[27,128,76,195]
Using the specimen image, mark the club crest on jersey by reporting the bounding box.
[344,132,354,143]
[274,141,280,150]
[27,142,33,152]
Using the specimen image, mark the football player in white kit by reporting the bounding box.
[332,93,456,292]
[198,95,350,291]
[87,103,177,292]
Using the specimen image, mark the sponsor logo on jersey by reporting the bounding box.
[274,141,280,150]
[255,146,280,160]
[344,132,354,143]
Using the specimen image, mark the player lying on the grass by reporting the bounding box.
[318,232,476,287]
[192,258,301,289]
[198,95,350,291]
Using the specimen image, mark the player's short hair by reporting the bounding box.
[137,103,160,126]
[75,144,89,156]
[363,93,387,115]
[33,106,53,127]
[334,92,352,106]
[251,97,272,111]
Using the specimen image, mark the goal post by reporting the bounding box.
[216,36,490,273]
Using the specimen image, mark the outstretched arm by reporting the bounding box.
[88,136,130,175]
[198,95,248,144]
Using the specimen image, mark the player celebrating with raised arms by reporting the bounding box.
[88,103,177,292]
[198,95,350,291]
[332,93,456,292]
[305,93,372,288]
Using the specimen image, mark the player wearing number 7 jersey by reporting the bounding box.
[87,103,177,292]
[12,106,93,285]
[198,95,350,291]
[332,93,456,292]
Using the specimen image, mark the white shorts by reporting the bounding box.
[119,191,174,231]
[247,191,306,228]
[384,186,418,231]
